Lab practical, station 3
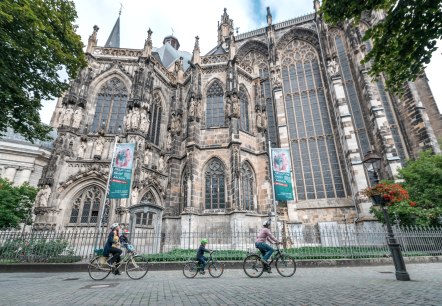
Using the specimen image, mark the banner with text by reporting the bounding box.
[109,143,135,199]
[271,148,294,201]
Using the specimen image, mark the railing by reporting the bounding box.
[0,226,441,263]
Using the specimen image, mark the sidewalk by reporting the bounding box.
[1,262,441,305]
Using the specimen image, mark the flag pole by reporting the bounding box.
[268,140,279,241]
[94,134,119,250]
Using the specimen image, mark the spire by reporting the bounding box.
[266,7,272,26]
[86,25,99,53]
[218,8,234,45]
[142,28,153,57]
[192,36,201,65]
[105,14,120,48]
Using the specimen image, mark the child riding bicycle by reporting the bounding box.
[197,239,212,274]
[119,228,136,254]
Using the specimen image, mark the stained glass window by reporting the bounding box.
[69,186,104,225]
[206,81,225,128]
[205,159,225,209]
[148,93,162,146]
[239,86,250,131]
[241,162,254,210]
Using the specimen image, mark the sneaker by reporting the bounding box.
[113,270,121,275]
[106,260,113,268]
[199,271,205,275]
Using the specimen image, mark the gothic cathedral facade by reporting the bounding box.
[33,7,442,235]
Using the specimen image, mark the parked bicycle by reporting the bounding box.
[88,248,149,280]
[243,243,296,278]
[183,250,224,278]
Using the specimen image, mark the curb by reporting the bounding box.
[0,256,440,273]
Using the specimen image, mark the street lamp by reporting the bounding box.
[362,151,410,281]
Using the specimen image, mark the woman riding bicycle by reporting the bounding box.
[255,220,280,272]
[103,222,122,275]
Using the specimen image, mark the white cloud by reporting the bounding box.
[39,0,442,124]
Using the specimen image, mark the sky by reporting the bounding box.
[39,0,442,124]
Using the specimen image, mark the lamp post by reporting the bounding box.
[362,151,410,281]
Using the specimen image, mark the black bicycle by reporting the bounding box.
[183,250,224,278]
[243,243,296,278]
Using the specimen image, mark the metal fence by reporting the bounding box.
[0,225,441,263]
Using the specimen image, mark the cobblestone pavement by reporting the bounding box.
[1,263,441,306]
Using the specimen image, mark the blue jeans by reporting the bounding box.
[255,242,273,262]
[197,256,208,271]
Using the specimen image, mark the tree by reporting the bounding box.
[398,150,442,226]
[321,0,442,93]
[0,178,38,230]
[0,0,87,142]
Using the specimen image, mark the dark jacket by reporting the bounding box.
[103,230,118,257]
[196,244,210,258]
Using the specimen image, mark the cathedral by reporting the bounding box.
[32,4,442,236]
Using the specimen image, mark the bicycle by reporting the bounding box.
[183,250,224,278]
[88,249,149,280]
[243,243,296,278]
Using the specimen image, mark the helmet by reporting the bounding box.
[111,223,119,230]
[201,238,208,244]
[122,229,130,235]
[263,220,271,227]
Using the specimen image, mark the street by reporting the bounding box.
[1,263,441,305]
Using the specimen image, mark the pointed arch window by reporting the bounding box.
[69,186,104,225]
[148,93,162,146]
[205,159,225,209]
[259,66,277,147]
[206,81,224,128]
[239,86,250,132]
[241,162,254,210]
[181,168,189,212]
[138,191,156,226]
[91,78,128,133]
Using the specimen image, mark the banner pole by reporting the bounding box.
[268,141,279,241]
[94,135,118,250]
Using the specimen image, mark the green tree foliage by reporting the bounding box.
[0,178,38,230]
[321,0,442,93]
[0,0,86,141]
[398,150,442,226]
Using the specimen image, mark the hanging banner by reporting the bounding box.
[109,143,135,199]
[271,148,294,201]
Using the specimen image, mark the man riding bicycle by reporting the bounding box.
[255,220,280,273]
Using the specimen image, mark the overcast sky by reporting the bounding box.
[40,0,442,123]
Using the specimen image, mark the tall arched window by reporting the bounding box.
[206,81,224,128]
[91,78,128,133]
[148,93,162,146]
[241,162,254,210]
[281,40,345,200]
[239,86,250,132]
[69,186,104,225]
[259,65,278,147]
[181,168,189,212]
[205,158,225,209]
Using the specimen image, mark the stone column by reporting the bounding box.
[16,168,32,186]
[4,167,17,183]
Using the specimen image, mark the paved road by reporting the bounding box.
[1,263,441,306]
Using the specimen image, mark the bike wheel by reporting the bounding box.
[183,262,198,278]
[208,262,223,278]
[126,255,149,280]
[243,254,264,278]
[88,256,111,280]
[276,254,296,277]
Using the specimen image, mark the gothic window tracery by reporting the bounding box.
[148,92,162,146]
[137,191,156,226]
[241,162,254,211]
[206,81,225,128]
[91,78,128,133]
[69,185,104,225]
[239,86,250,132]
[181,168,189,212]
[281,40,346,200]
[204,158,225,209]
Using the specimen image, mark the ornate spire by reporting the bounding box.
[266,7,272,26]
[192,36,201,65]
[142,28,153,57]
[218,8,234,45]
[86,25,99,54]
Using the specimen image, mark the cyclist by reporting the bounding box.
[103,222,122,275]
[255,220,280,273]
[196,238,212,275]
[119,228,136,253]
